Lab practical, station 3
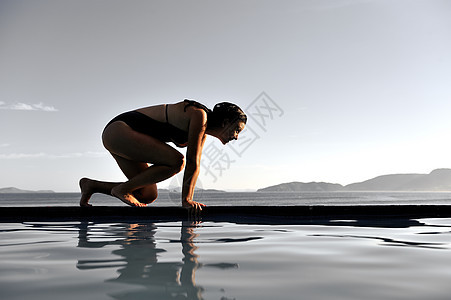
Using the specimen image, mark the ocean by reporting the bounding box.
[1,191,451,207]
[3,191,451,299]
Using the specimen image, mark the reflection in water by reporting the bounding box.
[76,221,207,300]
[310,233,448,249]
[8,218,451,300]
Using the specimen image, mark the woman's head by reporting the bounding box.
[184,99,247,144]
[208,102,247,127]
[208,102,247,144]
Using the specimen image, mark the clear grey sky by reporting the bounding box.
[1,0,450,192]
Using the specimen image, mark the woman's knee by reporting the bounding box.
[134,186,158,204]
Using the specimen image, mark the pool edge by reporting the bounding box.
[1,205,451,223]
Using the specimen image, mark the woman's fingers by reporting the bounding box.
[182,200,206,221]
[185,201,205,220]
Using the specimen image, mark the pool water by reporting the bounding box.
[1,218,451,300]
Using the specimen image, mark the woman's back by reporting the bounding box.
[137,101,205,133]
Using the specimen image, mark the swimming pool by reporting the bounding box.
[1,216,451,300]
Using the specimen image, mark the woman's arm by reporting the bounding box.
[182,108,207,210]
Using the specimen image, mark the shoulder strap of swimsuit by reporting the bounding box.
[183,99,211,113]
[165,104,169,123]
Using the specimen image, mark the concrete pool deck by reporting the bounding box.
[1,205,451,225]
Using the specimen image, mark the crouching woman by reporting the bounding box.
[79,99,246,212]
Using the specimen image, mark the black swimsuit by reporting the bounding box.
[105,104,189,146]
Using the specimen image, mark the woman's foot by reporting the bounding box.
[111,185,147,207]
[79,178,94,207]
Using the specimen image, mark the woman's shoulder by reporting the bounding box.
[182,99,211,113]
[172,100,209,117]
[165,101,206,130]
[183,103,208,121]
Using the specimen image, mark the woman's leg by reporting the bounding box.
[79,178,122,207]
[110,154,159,205]
[102,121,185,206]
[79,171,158,207]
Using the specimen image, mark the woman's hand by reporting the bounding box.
[182,199,206,217]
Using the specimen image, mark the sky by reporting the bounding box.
[1,0,451,192]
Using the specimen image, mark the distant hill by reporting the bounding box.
[345,169,451,191]
[258,169,451,192]
[161,187,227,193]
[0,187,55,193]
[258,182,343,192]
[343,174,423,191]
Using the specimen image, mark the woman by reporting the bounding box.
[79,99,247,212]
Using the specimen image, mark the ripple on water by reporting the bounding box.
[2,219,451,300]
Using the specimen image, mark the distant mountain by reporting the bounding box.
[345,169,451,191]
[258,182,343,192]
[0,187,55,193]
[258,169,451,192]
[161,187,227,193]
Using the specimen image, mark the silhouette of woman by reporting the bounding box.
[79,99,246,212]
